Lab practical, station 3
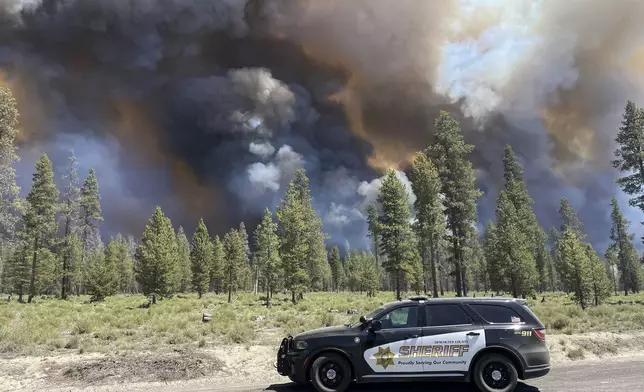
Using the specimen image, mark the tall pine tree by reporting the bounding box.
[329,246,345,292]
[190,219,212,298]
[501,145,549,292]
[430,111,482,296]
[410,151,444,298]
[59,152,81,299]
[613,101,644,213]
[366,204,381,266]
[105,234,133,294]
[253,208,280,306]
[78,168,102,294]
[556,228,593,309]
[277,169,312,303]
[223,228,245,303]
[609,197,641,295]
[0,87,21,242]
[493,190,538,298]
[23,154,60,303]
[175,226,192,293]
[134,206,177,299]
[210,235,224,293]
[377,170,415,300]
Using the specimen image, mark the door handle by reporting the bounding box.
[405,335,419,339]
[467,332,480,336]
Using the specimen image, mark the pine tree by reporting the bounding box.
[604,245,619,295]
[609,196,641,294]
[557,228,593,309]
[253,208,280,306]
[134,206,178,299]
[190,219,212,299]
[493,190,538,298]
[0,87,21,242]
[586,244,613,306]
[86,240,118,301]
[377,169,415,300]
[3,242,29,301]
[329,246,345,292]
[430,111,482,296]
[59,152,81,299]
[175,227,192,293]
[78,168,103,294]
[105,234,133,294]
[223,228,245,303]
[613,101,644,213]
[238,222,252,291]
[366,204,381,265]
[410,151,444,298]
[502,145,548,292]
[483,221,502,293]
[23,154,60,303]
[210,235,224,293]
[467,234,488,293]
[277,170,311,303]
[558,198,584,237]
[362,252,380,297]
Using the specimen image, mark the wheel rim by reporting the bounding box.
[482,361,511,389]
[319,361,343,389]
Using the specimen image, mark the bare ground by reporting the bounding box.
[2,332,644,392]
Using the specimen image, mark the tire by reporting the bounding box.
[473,353,519,392]
[309,353,352,392]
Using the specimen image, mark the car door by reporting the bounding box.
[359,304,423,376]
[418,303,485,375]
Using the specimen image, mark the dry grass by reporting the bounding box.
[0,290,643,356]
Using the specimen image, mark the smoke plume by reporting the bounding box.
[1,0,643,252]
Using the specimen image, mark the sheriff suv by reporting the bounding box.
[276,296,550,392]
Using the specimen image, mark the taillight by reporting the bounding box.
[533,328,546,341]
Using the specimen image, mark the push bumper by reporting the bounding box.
[275,336,308,383]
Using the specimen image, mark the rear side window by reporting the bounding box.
[425,304,472,326]
[470,304,524,324]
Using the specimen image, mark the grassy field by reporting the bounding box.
[1,291,644,357]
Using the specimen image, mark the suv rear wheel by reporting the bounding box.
[309,353,351,392]
[473,353,518,392]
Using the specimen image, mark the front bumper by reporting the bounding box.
[275,336,308,383]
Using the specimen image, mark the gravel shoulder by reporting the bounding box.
[2,332,643,392]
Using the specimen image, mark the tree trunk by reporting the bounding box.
[430,238,439,298]
[266,279,271,308]
[291,290,296,304]
[28,236,39,304]
[395,269,401,300]
[228,286,232,303]
[198,290,202,299]
[461,266,468,297]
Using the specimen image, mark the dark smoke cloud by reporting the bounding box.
[1,0,643,253]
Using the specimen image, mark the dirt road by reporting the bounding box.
[175,356,644,392]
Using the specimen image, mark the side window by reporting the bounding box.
[470,304,524,324]
[426,304,471,327]
[376,306,418,329]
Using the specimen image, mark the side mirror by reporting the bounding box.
[359,315,366,324]
[370,320,382,332]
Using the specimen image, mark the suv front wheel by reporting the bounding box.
[309,353,351,392]
[473,353,519,392]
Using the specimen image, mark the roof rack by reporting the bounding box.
[407,295,429,301]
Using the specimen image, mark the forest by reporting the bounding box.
[1,86,643,310]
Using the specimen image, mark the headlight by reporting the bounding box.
[294,340,308,350]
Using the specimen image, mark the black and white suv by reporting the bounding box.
[276,296,550,392]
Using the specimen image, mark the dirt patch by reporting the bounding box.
[52,352,224,385]
[548,331,644,363]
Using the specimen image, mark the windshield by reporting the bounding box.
[350,306,385,327]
